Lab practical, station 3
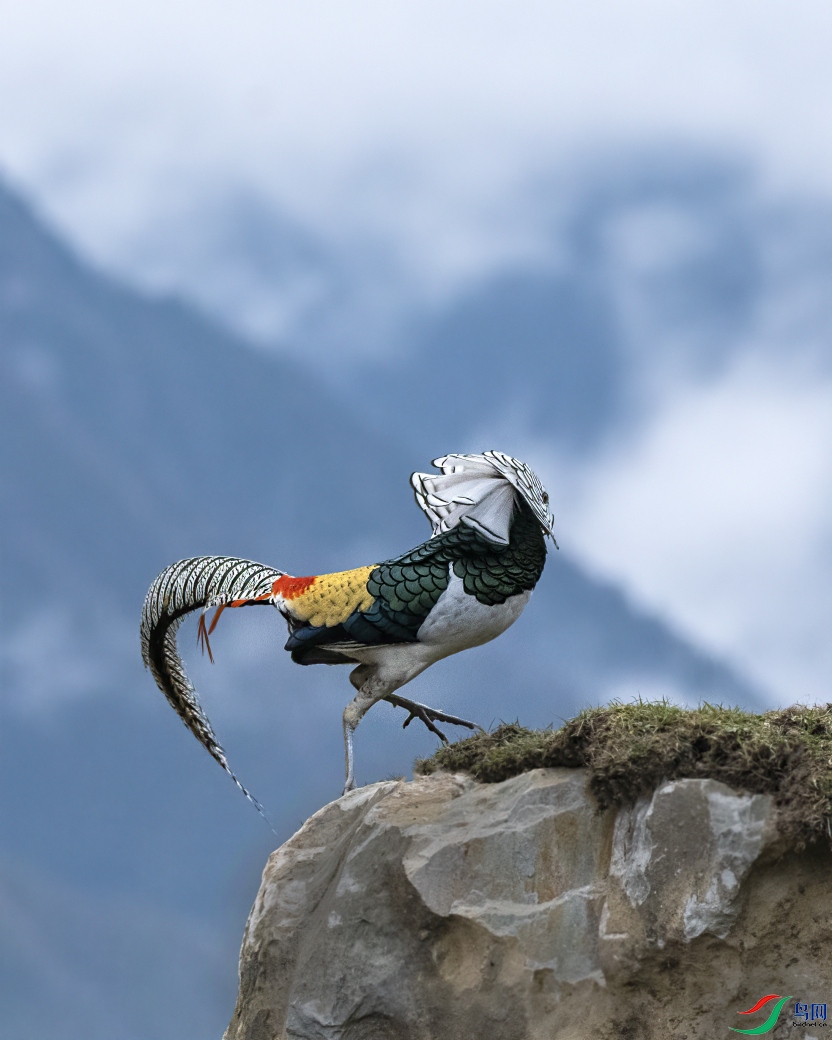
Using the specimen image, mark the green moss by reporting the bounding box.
[415,701,832,847]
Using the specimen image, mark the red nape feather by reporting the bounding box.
[272,574,317,599]
[194,573,312,664]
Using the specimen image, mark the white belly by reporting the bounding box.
[416,572,531,657]
[343,572,531,690]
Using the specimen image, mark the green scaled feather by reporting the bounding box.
[363,497,547,640]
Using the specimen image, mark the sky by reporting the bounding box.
[3,0,832,705]
[552,355,832,702]
[4,1,832,283]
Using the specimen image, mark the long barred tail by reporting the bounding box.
[140,556,284,821]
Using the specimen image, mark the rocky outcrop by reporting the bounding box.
[225,769,832,1040]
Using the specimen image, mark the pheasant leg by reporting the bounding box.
[384,694,479,744]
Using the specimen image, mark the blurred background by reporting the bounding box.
[2,2,832,1036]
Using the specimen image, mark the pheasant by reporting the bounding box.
[140,451,556,804]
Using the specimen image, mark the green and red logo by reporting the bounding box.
[730,994,829,1032]
[730,994,793,1035]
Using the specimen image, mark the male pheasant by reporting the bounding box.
[140,451,556,800]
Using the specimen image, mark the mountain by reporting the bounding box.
[0,178,757,1038]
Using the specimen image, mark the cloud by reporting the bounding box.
[559,356,832,702]
[4,0,832,286]
[4,1,832,708]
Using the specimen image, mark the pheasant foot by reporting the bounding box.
[384,694,479,744]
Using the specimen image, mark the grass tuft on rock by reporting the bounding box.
[415,701,832,846]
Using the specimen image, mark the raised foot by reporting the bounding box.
[384,694,480,745]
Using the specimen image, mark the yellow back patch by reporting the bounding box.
[290,565,376,627]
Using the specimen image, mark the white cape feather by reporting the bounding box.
[411,455,519,545]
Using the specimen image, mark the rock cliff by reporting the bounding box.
[224,769,832,1040]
